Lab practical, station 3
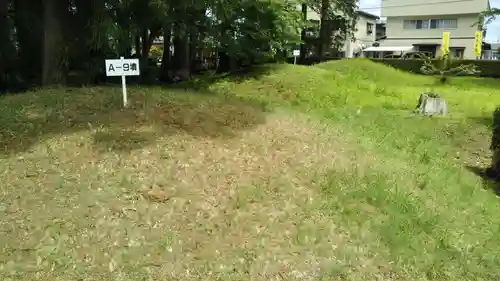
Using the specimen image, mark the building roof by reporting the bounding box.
[363,46,414,52]
[357,10,379,20]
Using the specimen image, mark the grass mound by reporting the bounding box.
[2,59,500,280]
[210,59,431,112]
[315,58,429,86]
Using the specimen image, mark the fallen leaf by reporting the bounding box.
[142,189,170,203]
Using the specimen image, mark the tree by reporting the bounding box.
[1,0,309,91]
[477,8,500,31]
[0,0,18,90]
[420,53,480,84]
[305,0,358,58]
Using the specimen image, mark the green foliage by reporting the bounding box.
[476,8,500,31]
[2,0,315,89]
[149,45,163,58]
[491,107,500,150]
[305,0,358,53]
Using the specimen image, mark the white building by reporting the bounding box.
[377,0,490,59]
[345,10,380,57]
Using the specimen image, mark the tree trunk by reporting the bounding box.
[216,51,231,73]
[172,24,190,80]
[73,0,106,83]
[159,24,172,82]
[14,0,43,85]
[487,107,500,179]
[42,0,66,86]
[299,3,307,63]
[135,35,141,56]
[318,0,330,58]
[189,32,198,73]
[141,28,149,60]
[0,0,16,90]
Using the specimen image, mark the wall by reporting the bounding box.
[385,15,479,39]
[355,16,377,44]
[381,0,488,17]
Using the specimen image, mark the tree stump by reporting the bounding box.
[415,93,448,116]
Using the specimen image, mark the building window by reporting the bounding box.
[450,47,465,59]
[403,19,457,29]
[366,23,373,35]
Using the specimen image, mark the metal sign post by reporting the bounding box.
[293,50,300,64]
[105,57,140,107]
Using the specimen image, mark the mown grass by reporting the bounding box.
[1,59,500,280]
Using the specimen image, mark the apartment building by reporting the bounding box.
[379,0,490,59]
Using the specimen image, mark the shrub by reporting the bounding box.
[149,45,163,60]
[486,106,500,178]
[420,54,480,84]
[372,58,500,78]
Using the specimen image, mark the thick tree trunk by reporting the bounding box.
[0,0,16,89]
[172,24,190,80]
[189,32,198,73]
[141,28,149,60]
[73,0,106,83]
[216,51,232,73]
[42,0,66,86]
[318,0,329,58]
[135,35,141,56]
[14,0,43,85]
[299,3,307,63]
[159,24,172,82]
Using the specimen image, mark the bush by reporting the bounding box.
[372,58,500,78]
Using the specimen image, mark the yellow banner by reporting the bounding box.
[474,31,483,58]
[441,32,450,56]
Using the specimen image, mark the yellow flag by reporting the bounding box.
[474,31,483,58]
[441,32,450,56]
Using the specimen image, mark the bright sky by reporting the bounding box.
[358,0,500,42]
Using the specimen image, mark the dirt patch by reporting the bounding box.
[0,111,365,280]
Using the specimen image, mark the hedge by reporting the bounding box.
[286,56,341,65]
[371,58,500,78]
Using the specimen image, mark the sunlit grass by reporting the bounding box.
[1,59,500,280]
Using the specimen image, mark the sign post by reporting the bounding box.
[474,31,483,60]
[441,32,450,57]
[105,56,140,107]
[293,50,300,64]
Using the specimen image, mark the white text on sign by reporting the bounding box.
[105,58,140,76]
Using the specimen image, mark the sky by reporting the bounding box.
[358,0,500,42]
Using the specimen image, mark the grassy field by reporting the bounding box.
[1,59,500,280]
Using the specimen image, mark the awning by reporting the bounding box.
[363,46,414,52]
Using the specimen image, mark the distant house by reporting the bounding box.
[344,10,380,57]
[299,6,380,57]
[376,0,490,59]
